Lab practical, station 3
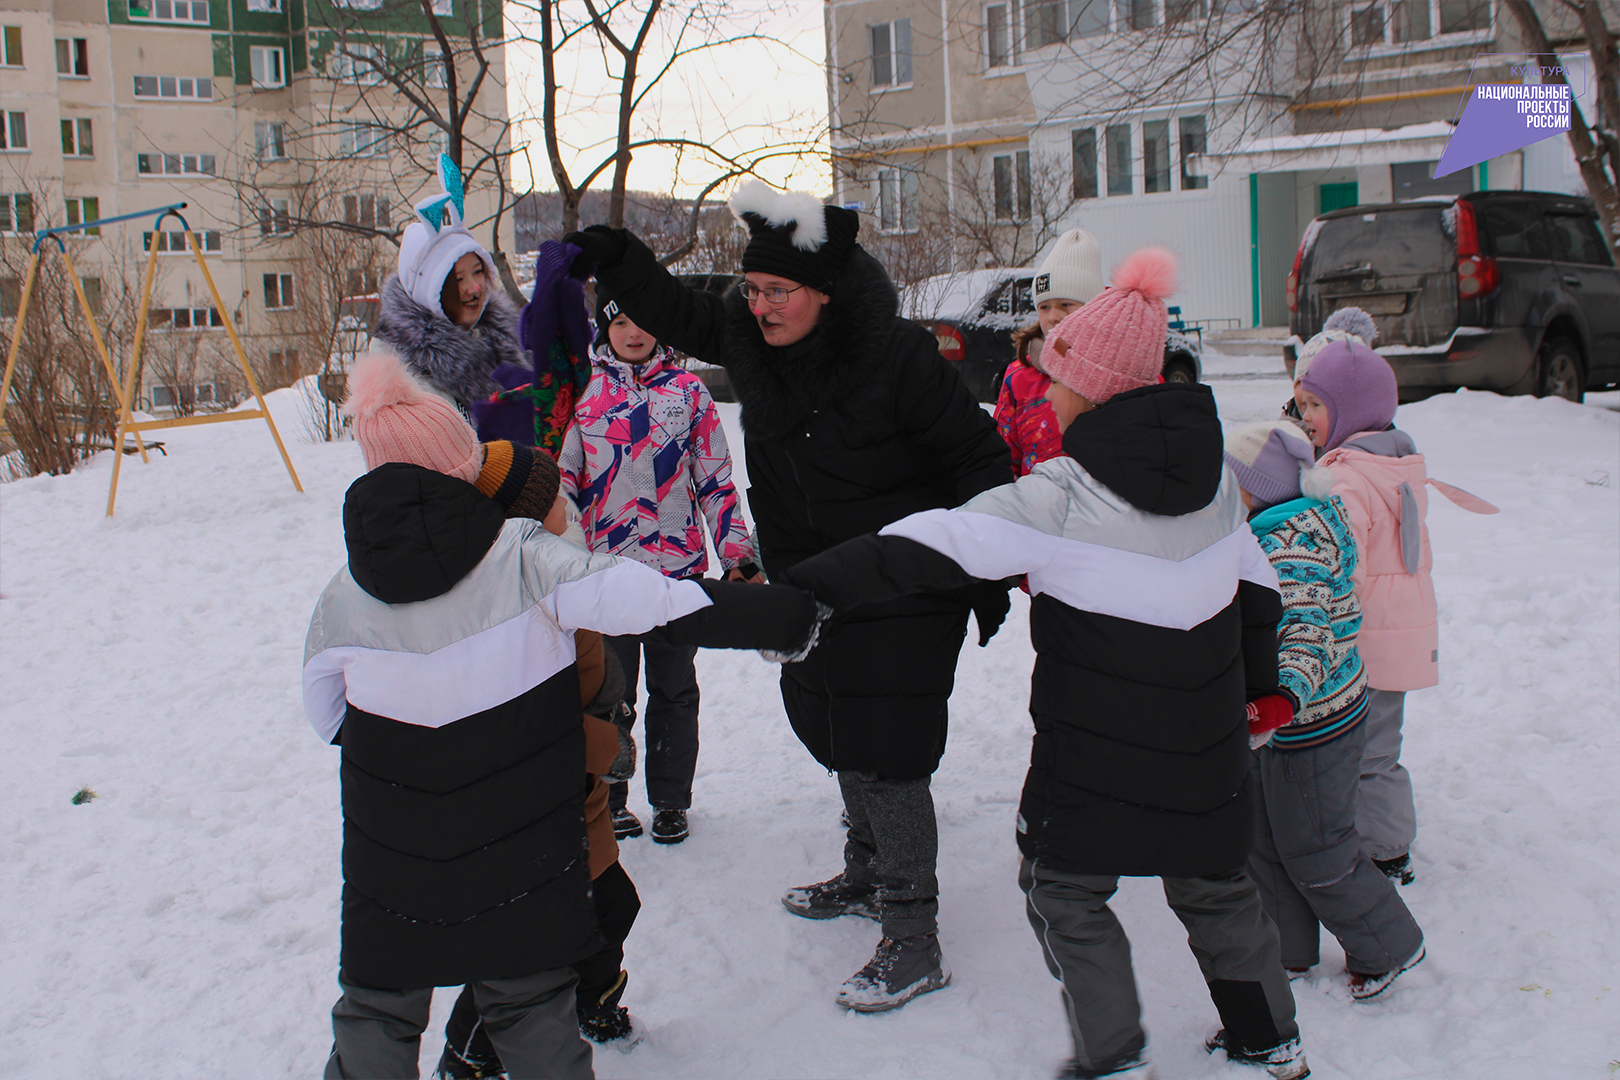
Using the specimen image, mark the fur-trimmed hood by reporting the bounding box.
[373,273,525,410]
[719,245,900,437]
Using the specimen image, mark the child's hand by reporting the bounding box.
[725,562,765,585]
[1246,695,1294,740]
[542,494,570,538]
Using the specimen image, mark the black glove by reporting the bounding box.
[965,577,1014,647]
[562,225,628,279]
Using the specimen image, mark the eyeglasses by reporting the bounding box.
[737,282,807,305]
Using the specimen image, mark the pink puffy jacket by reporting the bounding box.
[1318,430,1496,691]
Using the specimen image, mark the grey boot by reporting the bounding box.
[836,933,951,1012]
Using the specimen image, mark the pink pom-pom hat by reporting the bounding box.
[342,350,483,483]
[1044,246,1177,405]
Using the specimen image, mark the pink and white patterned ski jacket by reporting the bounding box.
[559,344,755,579]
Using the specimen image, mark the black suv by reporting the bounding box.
[1285,191,1619,402]
[901,269,1202,403]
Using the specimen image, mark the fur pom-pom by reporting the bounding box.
[1300,463,1336,501]
[1323,305,1378,344]
[728,179,829,252]
[1110,247,1177,303]
[341,350,433,422]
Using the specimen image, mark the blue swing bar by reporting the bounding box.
[32,202,190,253]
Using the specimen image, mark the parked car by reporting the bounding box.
[1285,190,1620,402]
[900,269,1203,402]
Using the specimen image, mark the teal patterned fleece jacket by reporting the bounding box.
[1250,495,1369,749]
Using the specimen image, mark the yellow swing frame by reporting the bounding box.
[0,203,301,515]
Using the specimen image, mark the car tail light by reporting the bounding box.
[1286,237,1306,314]
[934,323,965,362]
[1454,199,1500,299]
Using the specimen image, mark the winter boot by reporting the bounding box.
[781,872,880,921]
[1349,943,1425,1001]
[836,933,951,1012]
[650,808,688,844]
[1372,853,1415,885]
[609,782,642,839]
[1205,1030,1310,1079]
[577,970,640,1050]
[433,1043,506,1080]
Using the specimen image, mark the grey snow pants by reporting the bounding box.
[324,968,593,1080]
[840,770,939,940]
[1357,688,1417,861]
[1248,721,1424,974]
[1019,858,1299,1078]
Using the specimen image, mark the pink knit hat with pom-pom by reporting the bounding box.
[342,350,483,484]
[1044,247,1176,405]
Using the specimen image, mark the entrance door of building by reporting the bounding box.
[1319,182,1359,214]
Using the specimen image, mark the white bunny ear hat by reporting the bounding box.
[397,153,497,320]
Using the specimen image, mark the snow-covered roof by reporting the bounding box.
[1188,122,1457,176]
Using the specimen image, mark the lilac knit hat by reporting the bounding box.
[1044,247,1174,405]
[1298,339,1398,452]
[342,350,483,484]
[1224,421,1316,509]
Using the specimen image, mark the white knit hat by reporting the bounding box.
[397,153,498,322]
[1033,228,1105,308]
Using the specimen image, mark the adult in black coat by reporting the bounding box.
[567,181,1013,1012]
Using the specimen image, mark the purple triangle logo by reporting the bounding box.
[1435,84,1572,178]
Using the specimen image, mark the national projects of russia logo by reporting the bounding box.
[1435,56,1585,180]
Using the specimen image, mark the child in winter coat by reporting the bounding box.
[1294,342,1496,885]
[1282,305,1377,422]
[785,250,1310,1080]
[994,228,1105,476]
[558,284,760,846]
[435,440,645,1079]
[305,352,822,1079]
[1225,421,1426,1002]
[372,155,525,420]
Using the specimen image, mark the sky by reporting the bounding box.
[501,0,832,201]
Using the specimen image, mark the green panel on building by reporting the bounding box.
[1319,182,1359,215]
[213,33,235,77]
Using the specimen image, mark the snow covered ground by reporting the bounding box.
[2,358,1618,1079]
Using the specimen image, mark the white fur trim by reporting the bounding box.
[1300,465,1336,501]
[728,179,829,252]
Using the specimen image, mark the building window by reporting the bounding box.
[1165,0,1208,24]
[1106,123,1132,195]
[1,193,33,234]
[875,168,919,233]
[992,150,1032,221]
[133,75,212,100]
[986,2,1018,67]
[333,43,383,84]
[346,270,381,296]
[256,121,287,160]
[264,273,295,309]
[128,1,211,24]
[869,19,912,89]
[266,348,301,387]
[3,25,22,66]
[143,229,222,253]
[431,0,453,13]
[424,43,447,88]
[151,383,217,408]
[137,152,217,176]
[1179,114,1208,189]
[1,112,27,152]
[56,38,90,76]
[65,197,100,236]
[250,46,285,88]
[150,307,224,331]
[338,123,388,157]
[1072,127,1098,199]
[1128,0,1158,28]
[334,0,384,9]
[247,0,283,10]
[1349,0,1490,46]
[260,198,292,235]
[344,193,390,228]
[61,118,94,157]
[1143,119,1171,193]
[80,277,103,315]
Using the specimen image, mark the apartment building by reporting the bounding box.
[825,0,1601,326]
[0,0,512,411]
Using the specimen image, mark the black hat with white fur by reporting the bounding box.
[729,180,859,293]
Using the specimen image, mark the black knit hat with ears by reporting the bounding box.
[729,180,860,294]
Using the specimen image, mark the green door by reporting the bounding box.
[1319,182,1359,214]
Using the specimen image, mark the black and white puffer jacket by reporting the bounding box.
[303,463,820,989]
[372,273,525,413]
[785,384,1285,879]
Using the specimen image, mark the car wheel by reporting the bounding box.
[1537,337,1584,403]
[1162,355,1198,385]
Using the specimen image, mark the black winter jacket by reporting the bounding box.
[785,384,1284,877]
[303,464,821,988]
[595,233,1013,778]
